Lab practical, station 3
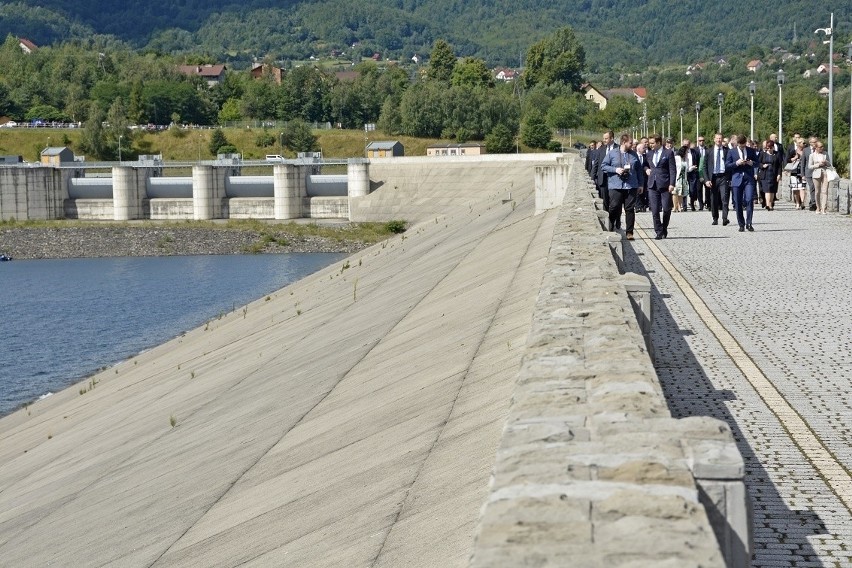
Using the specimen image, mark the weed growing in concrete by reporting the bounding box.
[340,260,350,273]
[295,302,301,316]
[242,306,248,319]
[358,258,362,267]
[169,415,177,428]
[265,296,271,301]
[353,277,358,301]
[47,433,53,440]
[190,371,195,379]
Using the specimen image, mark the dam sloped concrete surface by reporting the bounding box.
[0,159,557,566]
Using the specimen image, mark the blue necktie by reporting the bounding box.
[716,148,722,174]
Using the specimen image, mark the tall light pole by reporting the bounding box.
[642,102,648,137]
[660,116,666,139]
[695,102,701,139]
[717,93,724,134]
[847,42,852,178]
[815,13,834,162]
[748,80,756,141]
[776,69,786,146]
[666,113,672,140]
[679,108,685,142]
[118,135,123,163]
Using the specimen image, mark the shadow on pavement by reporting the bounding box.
[622,240,828,568]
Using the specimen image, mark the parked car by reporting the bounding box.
[0,121,18,128]
[265,154,284,162]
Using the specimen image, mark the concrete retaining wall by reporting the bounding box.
[470,162,750,567]
[0,167,68,221]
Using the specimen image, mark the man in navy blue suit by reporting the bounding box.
[725,134,759,232]
[643,134,677,240]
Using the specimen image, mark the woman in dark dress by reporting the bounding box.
[757,139,781,210]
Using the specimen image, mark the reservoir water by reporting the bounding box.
[0,253,345,416]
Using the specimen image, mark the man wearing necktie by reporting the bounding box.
[643,134,676,239]
[724,134,759,231]
[700,133,730,225]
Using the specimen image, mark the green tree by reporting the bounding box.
[485,124,515,154]
[79,103,108,159]
[281,118,317,153]
[521,112,552,149]
[547,96,583,130]
[208,128,229,155]
[523,27,586,91]
[218,98,242,124]
[426,39,456,82]
[452,58,494,89]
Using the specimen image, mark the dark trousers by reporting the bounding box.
[733,180,755,228]
[687,174,702,209]
[648,187,672,237]
[608,188,638,233]
[708,175,730,221]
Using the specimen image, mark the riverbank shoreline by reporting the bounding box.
[0,220,393,259]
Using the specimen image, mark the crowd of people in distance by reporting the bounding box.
[584,129,835,240]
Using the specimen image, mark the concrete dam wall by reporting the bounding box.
[0,154,747,566]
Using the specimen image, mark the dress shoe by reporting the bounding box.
[747,225,754,231]
[626,232,634,241]
[722,219,730,226]
[662,230,668,239]
[712,219,718,225]
[655,234,663,240]
[738,226,745,232]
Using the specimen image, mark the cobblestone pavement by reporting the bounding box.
[624,195,852,567]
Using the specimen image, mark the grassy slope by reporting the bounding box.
[0,128,449,162]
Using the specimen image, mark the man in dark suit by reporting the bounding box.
[695,136,710,208]
[584,140,597,176]
[682,138,701,211]
[643,134,677,240]
[700,133,730,226]
[593,131,618,227]
[725,134,759,232]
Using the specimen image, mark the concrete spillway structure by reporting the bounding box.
[0,154,743,566]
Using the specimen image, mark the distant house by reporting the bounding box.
[40,147,75,166]
[18,38,37,54]
[371,53,381,61]
[177,64,227,87]
[714,57,729,66]
[494,68,517,82]
[367,141,404,158]
[818,87,830,97]
[686,63,704,75]
[803,68,818,79]
[582,83,608,109]
[250,64,283,84]
[426,143,486,157]
[746,59,763,72]
[583,83,647,110]
[817,64,841,75]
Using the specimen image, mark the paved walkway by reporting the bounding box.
[625,196,852,567]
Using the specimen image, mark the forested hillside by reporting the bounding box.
[1,0,848,68]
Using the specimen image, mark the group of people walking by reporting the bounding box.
[584,129,835,240]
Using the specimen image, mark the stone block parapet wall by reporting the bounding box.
[470,160,751,567]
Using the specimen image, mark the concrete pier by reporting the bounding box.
[112,166,150,221]
[192,165,228,220]
[273,163,306,220]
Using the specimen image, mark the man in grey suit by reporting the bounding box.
[643,134,677,240]
[700,133,730,225]
[593,131,617,223]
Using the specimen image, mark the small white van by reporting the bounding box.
[265,154,283,162]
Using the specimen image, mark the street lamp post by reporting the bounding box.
[776,69,786,146]
[679,108,684,142]
[695,102,701,139]
[667,113,672,140]
[118,135,123,164]
[748,81,756,141]
[652,118,657,136]
[848,43,852,179]
[717,93,724,134]
[642,102,648,137]
[815,14,834,162]
[660,116,666,139]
